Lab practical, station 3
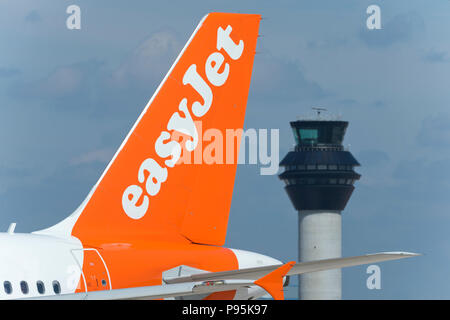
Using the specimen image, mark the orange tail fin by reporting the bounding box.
[40,13,261,246]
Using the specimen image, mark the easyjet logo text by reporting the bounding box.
[122,25,244,219]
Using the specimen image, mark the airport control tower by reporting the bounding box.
[279,110,361,300]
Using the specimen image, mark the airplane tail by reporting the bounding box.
[36,13,261,246]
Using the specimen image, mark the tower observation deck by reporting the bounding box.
[279,116,361,300]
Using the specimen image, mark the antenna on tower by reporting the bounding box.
[312,107,327,119]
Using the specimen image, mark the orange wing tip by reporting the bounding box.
[254,261,296,300]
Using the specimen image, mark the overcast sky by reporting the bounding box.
[1,0,449,299]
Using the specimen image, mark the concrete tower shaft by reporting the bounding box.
[298,210,341,299]
[279,120,360,300]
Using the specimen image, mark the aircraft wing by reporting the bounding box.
[165,251,419,284]
[25,252,418,300]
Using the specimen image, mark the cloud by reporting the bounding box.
[250,55,327,102]
[391,157,450,204]
[31,66,83,97]
[0,67,20,78]
[359,12,425,48]
[0,163,45,195]
[0,165,31,179]
[417,113,450,147]
[10,60,103,100]
[25,10,41,23]
[0,160,106,232]
[5,30,182,122]
[372,100,386,108]
[111,31,327,108]
[356,149,389,168]
[110,30,181,90]
[306,38,348,50]
[7,29,324,118]
[70,148,114,166]
[336,98,358,106]
[423,49,449,63]
[334,98,386,110]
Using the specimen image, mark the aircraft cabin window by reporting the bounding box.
[52,280,61,294]
[20,281,29,294]
[37,281,45,294]
[3,281,12,294]
[102,279,107,287]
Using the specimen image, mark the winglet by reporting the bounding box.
[254,261,296,300]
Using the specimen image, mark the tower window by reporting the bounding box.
[317,164,327,170]
[298,128,318,145]
[292,127,300,144]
